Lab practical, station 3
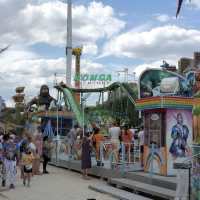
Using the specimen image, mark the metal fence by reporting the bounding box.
[50,137,141,171]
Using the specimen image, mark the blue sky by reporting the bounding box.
[0,0,200,105]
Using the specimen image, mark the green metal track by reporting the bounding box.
[55,85,85,127]
[55,82,137,127]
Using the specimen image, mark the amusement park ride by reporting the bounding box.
[2,0,199,184]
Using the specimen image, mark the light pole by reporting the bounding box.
[127,72,137,83]
[116,68,129,82]
[81,96,86,137]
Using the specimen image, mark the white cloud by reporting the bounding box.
[0,1,125,56]
[0,47,104,105]
[155,14,171,22]
[102,25,200,61]
[132,59,177,78]
[186,0,200,9]
[0,0,125,105]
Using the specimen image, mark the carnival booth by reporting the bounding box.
[136,68,195,176]
[136,97,193,176]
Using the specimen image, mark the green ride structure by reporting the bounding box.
[55,81,138,128]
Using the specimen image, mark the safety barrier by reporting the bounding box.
[51,136,82,162]
[98,141,140,170]
[50,137,141,171]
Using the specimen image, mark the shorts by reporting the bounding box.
[111,139,120,150]
[24,166,32,173]
[140,145,144,153]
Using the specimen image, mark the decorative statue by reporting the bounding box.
[28,85,55,111]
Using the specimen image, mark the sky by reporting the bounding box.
[0,0,200,106]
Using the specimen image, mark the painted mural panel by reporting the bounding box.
[139,69,192,99]
[166,109,192,175]
[144,111,167,175]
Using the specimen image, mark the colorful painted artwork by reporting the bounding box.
[166,109,192,175]
[144,146,167,175]
[143,111,167,175]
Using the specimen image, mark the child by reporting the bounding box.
[22,148,34,187]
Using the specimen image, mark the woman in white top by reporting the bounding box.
[138,127,144,167]
[109,122,121,163]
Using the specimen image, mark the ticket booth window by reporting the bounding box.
[144,111,165,148]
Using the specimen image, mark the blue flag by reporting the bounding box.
[176,0,183,18]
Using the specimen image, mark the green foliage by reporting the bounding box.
[196,136,200,145]
[86,82,139,127]
[193,106,200,116]
[194,91,200,98]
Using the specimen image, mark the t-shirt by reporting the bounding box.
[93,133,104,147]
[109,127,121,140]
[129,129,135,142]
[122,131,132,144]
[3,142,17,161]
[138,130,144,146]
[22,153,34,169]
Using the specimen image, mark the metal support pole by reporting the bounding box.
[55,92,59,166]
[150,143,155,177]
[66,0,72,85]
[82,99,85,137]
[121,143,126,174]
[189,167,191,200]
[100,142,103,166]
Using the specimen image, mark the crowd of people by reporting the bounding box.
[0,122,144,187]
[0,129,53,189]
[67,122,144,180]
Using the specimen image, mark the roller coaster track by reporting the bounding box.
[55,82,137,127]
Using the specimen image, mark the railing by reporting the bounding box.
[50,137,141,171]
[51,136,82,162]
[98,140,140,170]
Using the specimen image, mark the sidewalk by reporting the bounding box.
[0,166,116,200]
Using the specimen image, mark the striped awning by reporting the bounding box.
[135,96,195,111]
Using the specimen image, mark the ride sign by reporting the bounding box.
[74,73,112,82]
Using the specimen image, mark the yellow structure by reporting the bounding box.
[72,47,82,104]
